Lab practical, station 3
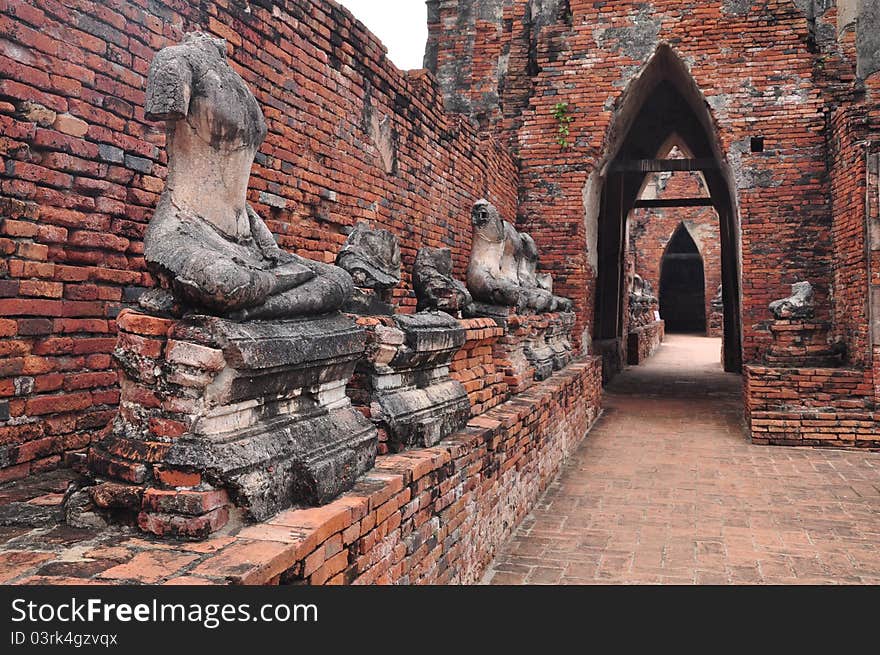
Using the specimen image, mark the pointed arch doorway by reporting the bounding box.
[589,45,742,379]
[660,223,707,333]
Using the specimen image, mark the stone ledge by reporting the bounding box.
[627,320,665,365]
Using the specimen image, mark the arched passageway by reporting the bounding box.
[659,223,706,333]
[590,45,742,379]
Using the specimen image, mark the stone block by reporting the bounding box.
[356,311,470,450]
[86,311,378,537]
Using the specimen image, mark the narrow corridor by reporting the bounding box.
[483,334,880,584]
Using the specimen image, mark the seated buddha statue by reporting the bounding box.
[467,199,572,313]
[143,32,353,320]
[466,199,527,310]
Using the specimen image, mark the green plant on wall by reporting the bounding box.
[552,102,574,149]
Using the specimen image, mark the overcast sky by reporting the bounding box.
[338,0,428,70]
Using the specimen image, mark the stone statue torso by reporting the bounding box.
[143,33,352,319]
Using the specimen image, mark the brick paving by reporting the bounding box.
[483,335,880,585]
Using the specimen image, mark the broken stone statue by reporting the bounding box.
[517,233,558,313]
[81,33,377,539]
[413,246,472,315]
[466,199,527,316]
[141,33,353,321]
[519,234,573,312]
[349,243,470,451]
[769,281,814,320]
[466,199,572,318]
[710,284,723,315]
[336,222,402,315]
[628,274,658,329]
[466,199,576,383]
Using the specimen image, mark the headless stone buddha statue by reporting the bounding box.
[467,199,571,313]
[143,33,352,320]
[537,272,573,311]
[336,222,401,290]
[769,281,814,320]
[466,199,527,310]
[413,246,472,315]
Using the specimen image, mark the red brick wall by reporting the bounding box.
[630,170,722,336]
[450,318,509,414]
[828,101,870,367]
[0,0,518,479]
[746,365,877,448]
[864,72,880,406]
[524,1,837,362]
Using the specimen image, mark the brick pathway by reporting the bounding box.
[483,334,880,585]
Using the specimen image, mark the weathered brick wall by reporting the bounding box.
[745,365,877,448]
[516,1,835,361]
[432,1,858,362]
[450,318,509,414]
[0,0,519,479]
[630,170,722,336]
[427,0,571,138]
[627,320,664,366]
[828,98,869,367]
[864,73,880,407]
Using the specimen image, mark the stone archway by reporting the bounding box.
[588,44,743,378]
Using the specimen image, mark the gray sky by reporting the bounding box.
[338,1,428,70]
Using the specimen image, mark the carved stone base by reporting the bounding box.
[524,317,554,381]
[547,312,576,370]
[84,310,377,539]
[525,339,555,381]
[351,312,470,451]
[464,302,515,326]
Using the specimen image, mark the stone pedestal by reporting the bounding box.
[766,320,843,367]
[546,312,576,370]
[465,302,515,325]
[524,315,555,381]
[85,309,377,540]
[351,312,470,452]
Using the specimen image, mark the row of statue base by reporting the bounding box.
[72,305,575,540]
